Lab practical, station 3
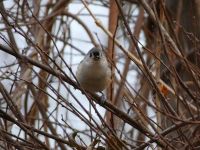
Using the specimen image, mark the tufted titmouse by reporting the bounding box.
[76,47,111,94]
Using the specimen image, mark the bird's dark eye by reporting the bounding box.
[89,52,93,57]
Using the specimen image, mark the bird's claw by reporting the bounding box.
[99,93,106,105]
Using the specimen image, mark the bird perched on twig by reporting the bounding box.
[76,47,111,95]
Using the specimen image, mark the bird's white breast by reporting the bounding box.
[76,59,111,92]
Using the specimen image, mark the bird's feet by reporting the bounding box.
[99,92,106,105]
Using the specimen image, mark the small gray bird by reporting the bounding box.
[76,47,111,93]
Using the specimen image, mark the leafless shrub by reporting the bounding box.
[0,0,200,150]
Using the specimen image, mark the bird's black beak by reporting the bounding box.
[93,51,101,60]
